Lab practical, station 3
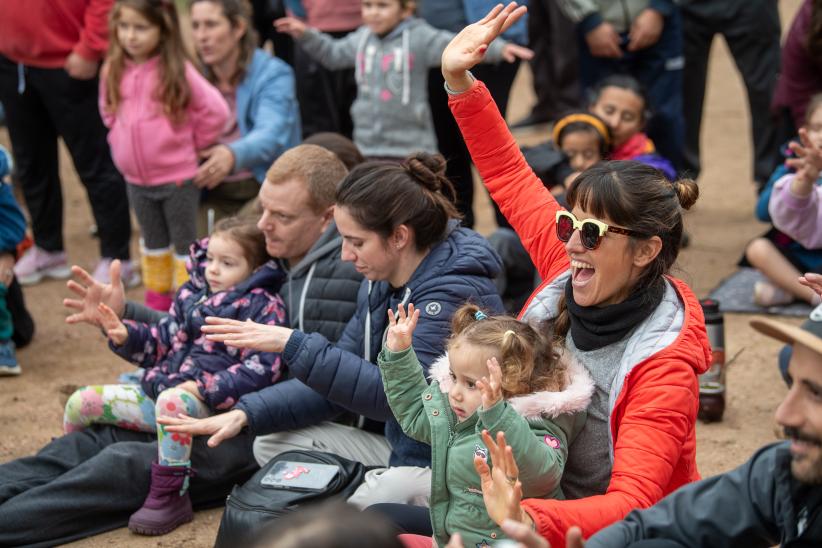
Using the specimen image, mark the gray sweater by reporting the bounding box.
[298,17,506,158]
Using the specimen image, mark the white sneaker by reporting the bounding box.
[13,246,71,285]
[93,258,142,289]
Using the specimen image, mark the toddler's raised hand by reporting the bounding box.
[477,357,504,410]
[386,303,419,352]
[98,303,128,346]
[274,17,307,39]
[787,127,822,192]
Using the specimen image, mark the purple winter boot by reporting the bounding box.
[128,461,195,535]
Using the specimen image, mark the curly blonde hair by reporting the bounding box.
[448,303,566,397]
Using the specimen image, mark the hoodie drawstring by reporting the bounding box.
[297,262,316,332]
[17,63,25,94]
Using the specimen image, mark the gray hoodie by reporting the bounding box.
[299,17,506,158]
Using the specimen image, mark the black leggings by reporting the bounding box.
[367,503,432,537]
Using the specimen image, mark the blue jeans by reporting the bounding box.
[578,10,684,170]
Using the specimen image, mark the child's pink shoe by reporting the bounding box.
[128,461,194,536]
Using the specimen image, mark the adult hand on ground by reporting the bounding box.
[176,380,204,401]
[274,17,308,39]
[787,128,822,194]
[475,429,529,526]
[386,303,419,352]
[158,409,248,448]
[0,253,14,287]
[585,22,622,58]
[64,261,126,327]
[627,9,664,52]
[64,52,99,80]
[195,145,235,189]
[502,43,534,63]
[477,357,504,410]
[800,273,822,298]
[441,2,528,92]
[98,303,128,345]
[202,317,294,352]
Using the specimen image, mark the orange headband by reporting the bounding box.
[552,114,610,147]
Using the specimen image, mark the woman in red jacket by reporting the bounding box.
[439,4,712,545]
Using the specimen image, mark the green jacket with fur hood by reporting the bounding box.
[378,346,593,547]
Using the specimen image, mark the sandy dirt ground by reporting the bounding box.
[0,1,804,545]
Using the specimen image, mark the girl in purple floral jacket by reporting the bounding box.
[62,216,287,536]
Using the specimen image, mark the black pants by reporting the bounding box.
[7,276,34,347]
[0,56,131,259]
[527,0,581,119]
[0,425,258,548]
[367,503,433,537]
[428,61,520,229]
[681,0,781,186]
[295,31,357,140]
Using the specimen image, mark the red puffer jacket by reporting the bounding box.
[449,80,711,545]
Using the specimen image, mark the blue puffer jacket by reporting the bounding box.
[112,238,288,410]
[0,146,25,255]
[227,49,301,183]
[236,221,504,466]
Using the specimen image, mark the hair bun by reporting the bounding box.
[403,153,447,191]
[672,178,699,210]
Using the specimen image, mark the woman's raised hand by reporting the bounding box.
[441,2,528,92]
[98,302,128,346]
[64,261,126,328]
[201,317,293,353]
[477,357,504,410]
[158,409,248,448]
[274,16,307,39]
[386,303,419,352]
[475,430,529,527]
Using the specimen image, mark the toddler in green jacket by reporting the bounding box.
[378,302,593,547]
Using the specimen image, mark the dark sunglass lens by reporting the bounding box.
[556,216,573,241]
[580,222,601,249]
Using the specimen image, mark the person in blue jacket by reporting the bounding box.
[189,0,301,231]
[0,145,29,376]
[162,152,505,508]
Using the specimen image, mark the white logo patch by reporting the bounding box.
[425,302,442,316]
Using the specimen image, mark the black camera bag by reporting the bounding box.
[213,449,367,547]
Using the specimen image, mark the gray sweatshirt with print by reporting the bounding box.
[299,17,506,158]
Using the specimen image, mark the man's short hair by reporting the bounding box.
[264,144,348,213]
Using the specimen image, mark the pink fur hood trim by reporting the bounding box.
[427,352,594,419]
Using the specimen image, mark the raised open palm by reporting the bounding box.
[441,2,528,90]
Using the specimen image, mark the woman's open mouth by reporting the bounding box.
[570,259,595,286]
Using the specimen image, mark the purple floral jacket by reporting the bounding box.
[112,238,288,410]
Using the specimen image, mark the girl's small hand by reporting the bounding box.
[176,380,204,401]
[98,303,128,345]
[194,145,235,189]
[786,128,822,192]
[501,43,534,63]
[274,17,307,39]
[477,357,504,410]
[474,430,529,527]
[201,316,293,353]
[386,303,419,352]
[441,2,528,92]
